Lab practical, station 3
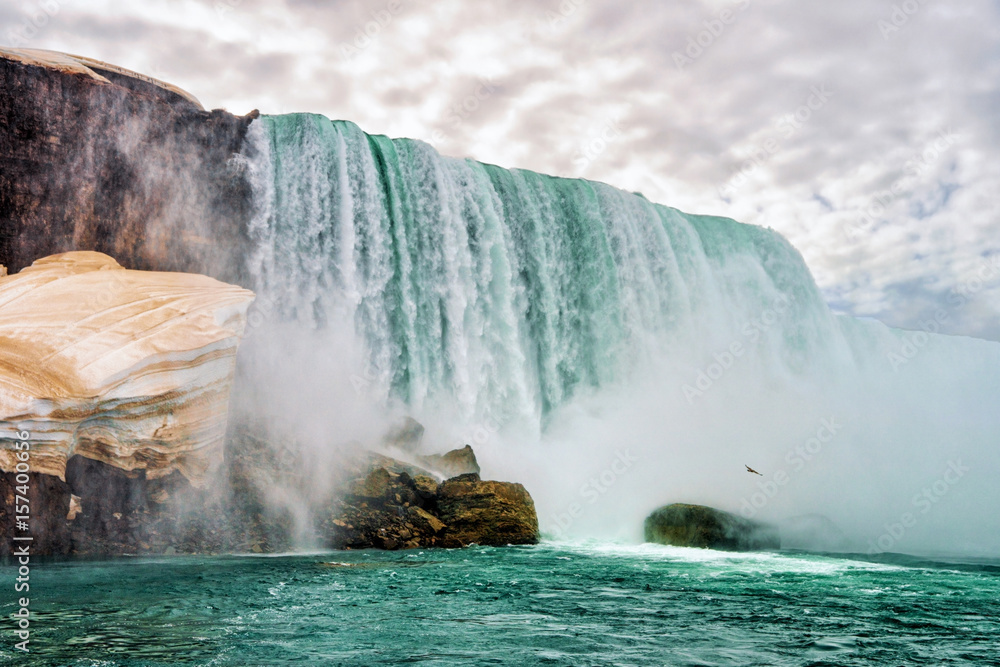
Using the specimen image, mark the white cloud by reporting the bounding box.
[19,0,1000,340]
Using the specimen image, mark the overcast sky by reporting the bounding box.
[5,0,998,341]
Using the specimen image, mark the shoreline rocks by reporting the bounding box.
[644,503,780,551]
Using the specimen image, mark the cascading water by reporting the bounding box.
[238,113,1000,556]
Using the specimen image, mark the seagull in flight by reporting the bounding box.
[745,465,763,476]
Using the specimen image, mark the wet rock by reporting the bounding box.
[436,475,539,547]
[644,503,780,552]
[407,506,446,535]
[381,417,425,452]
[418,445,481,478]
[412,475,439,500]
[322,453,537,550]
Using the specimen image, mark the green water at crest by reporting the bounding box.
[243,114,844,424]
[3,543,998,666]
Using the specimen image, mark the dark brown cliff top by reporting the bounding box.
[0,46,205,111]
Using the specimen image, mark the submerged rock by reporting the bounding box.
[644,503,779,551]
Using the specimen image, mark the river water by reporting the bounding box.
[3,542,997,665]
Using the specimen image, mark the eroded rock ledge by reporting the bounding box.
[0,251,255,485]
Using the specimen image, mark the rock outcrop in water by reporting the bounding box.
[0,47,256,282]
[0,252,254,554]
[644,503,780,551]
[322,449,538,550]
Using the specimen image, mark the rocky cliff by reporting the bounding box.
[0,47,256,283]
[0,251,254,554]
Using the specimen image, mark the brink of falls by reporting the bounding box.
[239,113,1000,556]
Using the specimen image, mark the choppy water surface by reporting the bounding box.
[3,542,998,666]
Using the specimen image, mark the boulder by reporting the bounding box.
[644,503,779,551]
[418,444,481,478]
[381,416,425,452]
[436,474,538,548]
[322,457,538,550]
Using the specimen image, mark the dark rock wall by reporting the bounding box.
[0,55,262,555]
[0,56,257,284]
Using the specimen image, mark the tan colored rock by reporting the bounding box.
[412,474,439,500]
[407,506,446,534]
[437,474,539,547]
[0,252,254,485]
[419,444,481,478]
[67,494,82,521]
[350,467,393,500]
[0,47,204,109]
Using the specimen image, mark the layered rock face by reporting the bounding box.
[0,252,254,554]
[0,47,256,283]
[0,251,255,483]
[644,503,780,551]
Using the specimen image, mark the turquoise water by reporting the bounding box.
[4,543,998,665]
[237,113,1000,558]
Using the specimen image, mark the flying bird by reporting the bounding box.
[745,465,763,476]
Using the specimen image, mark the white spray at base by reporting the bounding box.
[236,113,1000,558]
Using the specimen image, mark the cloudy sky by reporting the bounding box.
[5,0,998,341]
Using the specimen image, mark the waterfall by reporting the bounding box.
[239,112,1000,556]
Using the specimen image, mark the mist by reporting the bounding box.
[227,112,1000,559]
